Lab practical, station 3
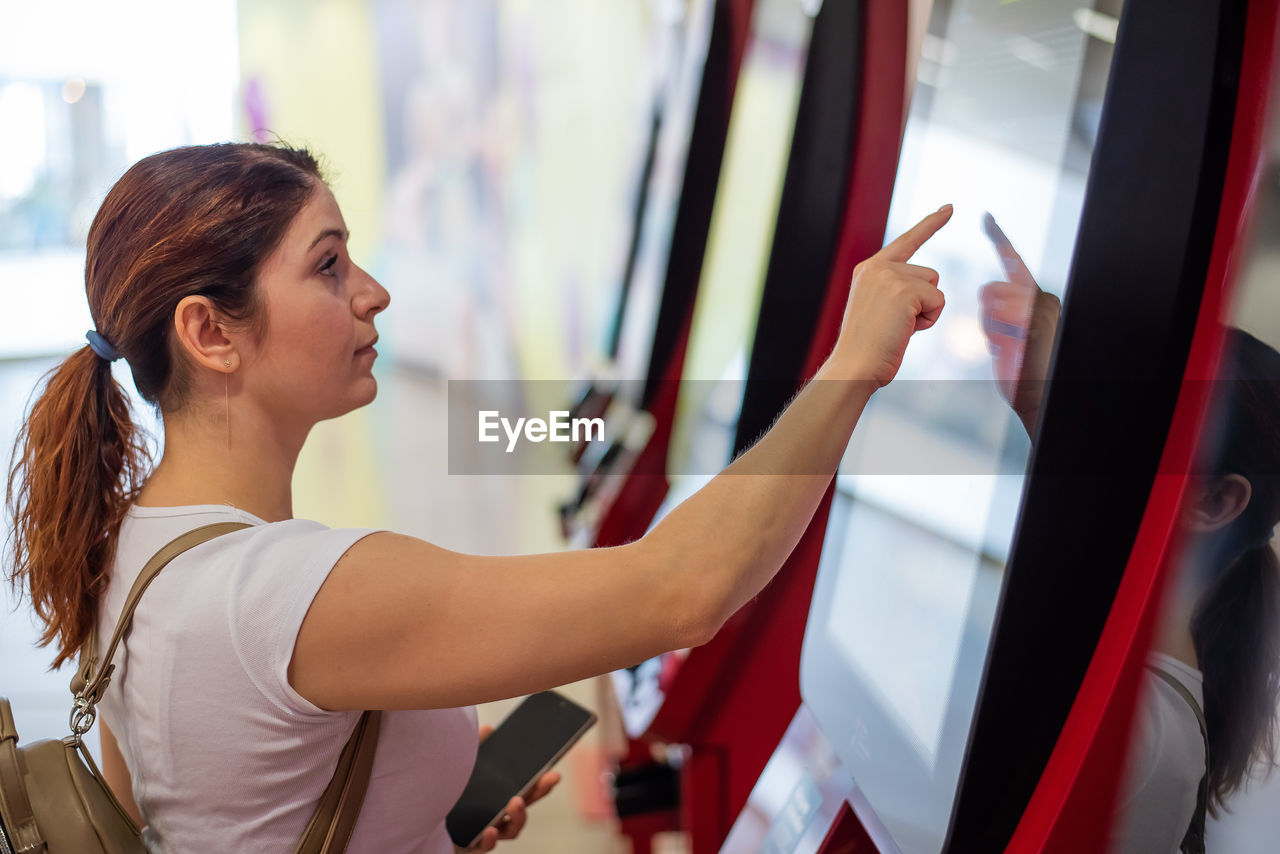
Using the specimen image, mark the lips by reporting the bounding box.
[355,335,379,356]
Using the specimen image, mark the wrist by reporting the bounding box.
[814,354,881,398]
[818,346,873,380]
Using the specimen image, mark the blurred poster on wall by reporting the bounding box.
[374,0,512,379]
[372,0,653,381]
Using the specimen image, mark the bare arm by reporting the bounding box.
[100,722,143,827]
[291,206,953,711]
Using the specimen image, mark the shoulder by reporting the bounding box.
[109,504,382,716]
[117,504,379,597]
[1135,655,1206,778]
[1146,653,1205,711]
[1143,654,1206,768]
[109,504,381,650]
[1109,656,1206,853]
[116,504,377,572]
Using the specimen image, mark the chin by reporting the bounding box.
[353,377,379,409]
[323,379,379,421]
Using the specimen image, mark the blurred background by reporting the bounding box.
[0,0,678,850]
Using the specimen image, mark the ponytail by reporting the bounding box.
[1190,539,1280,813]
[6,143,322,671]
[6,346,151,669]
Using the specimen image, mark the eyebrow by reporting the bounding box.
[309,228,349,251]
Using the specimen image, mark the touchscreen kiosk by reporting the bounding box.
[720,0,1258,849]
[612,0,717,397]
[557,0,729,541]
[799,1,1125,850]
[664,0,814,483]
[612,0,816,737]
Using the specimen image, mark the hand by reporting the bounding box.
[459,724,563,852]
[829,205,953,386]
[977,213,1060,434]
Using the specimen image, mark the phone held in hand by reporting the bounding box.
[446,691,597,849]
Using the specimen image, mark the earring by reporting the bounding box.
[223,359,232,369]
[224,370,231,452]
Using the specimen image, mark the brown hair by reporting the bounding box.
[1190,328,1280,813]
[6,142,324,669]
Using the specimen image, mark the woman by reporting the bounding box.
[1110,328,1280,853]
[977,224,1280,852]
[6,142,950,852]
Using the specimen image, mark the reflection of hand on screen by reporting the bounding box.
[978,212,1060,435]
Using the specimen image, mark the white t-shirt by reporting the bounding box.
[96,504,478,854]
[1109,652,1207,854]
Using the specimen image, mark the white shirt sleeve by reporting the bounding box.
[223,519,379,718]
[1110,665,1206,854]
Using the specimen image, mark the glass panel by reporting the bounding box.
[800,2,1126,851]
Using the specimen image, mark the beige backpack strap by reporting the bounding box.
[293,710,382,854]
[62,519,381,853]
[0,698,44,853]
[69,522,252,710]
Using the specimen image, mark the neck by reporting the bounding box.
[137,396,309,523]
[1152,546,1215,672]
[1153,594,1201,671]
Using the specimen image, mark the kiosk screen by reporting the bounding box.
[614,0,716,389]
[800,2,1125,851]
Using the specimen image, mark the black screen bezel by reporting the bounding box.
[945,0,1246,850]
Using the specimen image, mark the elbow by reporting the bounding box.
[632,529,736,651]
[682,605,725,649]
[670,569,733,650]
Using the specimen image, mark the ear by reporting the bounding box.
[173,295,237,372]
[1185,474,1253,533]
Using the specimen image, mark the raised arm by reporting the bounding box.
[290,206,953,711]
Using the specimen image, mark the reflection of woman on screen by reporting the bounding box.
[1114,329,1280,853]
[978,225,1280,854]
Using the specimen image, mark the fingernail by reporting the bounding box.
[937,203,953,214]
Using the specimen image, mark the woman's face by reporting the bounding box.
[239,184,390,429]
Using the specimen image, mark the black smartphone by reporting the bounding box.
[446,691,597,849]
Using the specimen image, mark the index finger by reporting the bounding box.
[877,204,953,263]
[981,212,1035,286]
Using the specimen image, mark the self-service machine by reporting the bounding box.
[558,0,753,546]
[719,0,1280,851]
[596,1,917,851]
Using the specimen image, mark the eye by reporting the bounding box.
[319,253,339,276]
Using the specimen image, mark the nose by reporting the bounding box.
[352,263,390,317]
